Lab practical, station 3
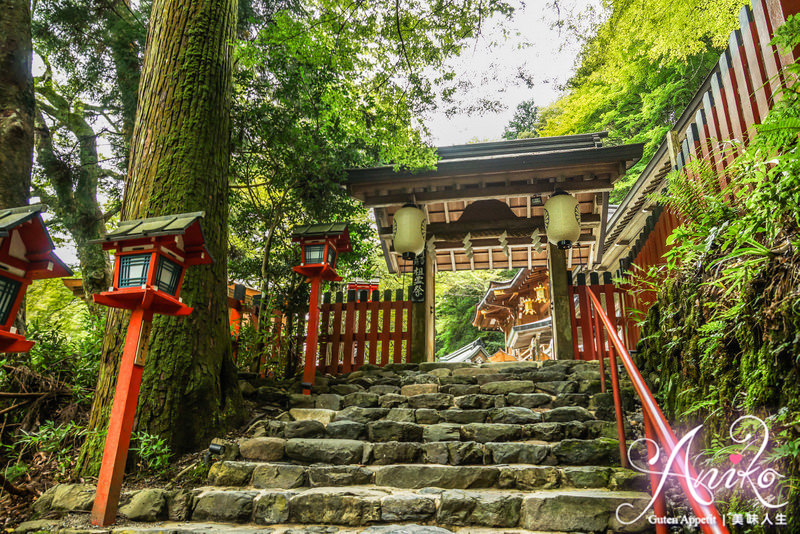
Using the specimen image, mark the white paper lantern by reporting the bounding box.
[393,204,427,260]
[543,192,581,249]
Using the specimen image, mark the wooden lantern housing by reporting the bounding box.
[291,222,352,281]
[90,212,212,316]
[0,205,72,352]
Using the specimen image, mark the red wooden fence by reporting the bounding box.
[569,273,634,360]
[316,289,412,374]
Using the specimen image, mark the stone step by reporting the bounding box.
[250,404,621,439]
[232,435,623,466]
[287,379,612,406]
[208,461,648,492]
[31,481,651,532]
[15,520,583,534]
[180,486,653,531]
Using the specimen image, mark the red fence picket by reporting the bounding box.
[569,274,631,361]
[315,288,413,374]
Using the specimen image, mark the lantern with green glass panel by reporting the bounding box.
[292,222,351,282]
[91,212,212,315]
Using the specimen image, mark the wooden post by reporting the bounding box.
[91,308,152,526]
[393,288,404,363]
[409,250,436,363]
[547,243,574,360]
[301,276,321,394]
[409,253,426,363]
[424,249,435,362]
[380,289,392,366]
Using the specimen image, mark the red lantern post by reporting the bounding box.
[0,205,72,352]
[291,223,351,394]
[88,212,212,527]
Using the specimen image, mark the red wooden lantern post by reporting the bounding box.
[88,212,212,527]
[0,205,72,352]
[292,223,351,395]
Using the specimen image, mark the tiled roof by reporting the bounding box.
[0,204,46,237]
[97,212,206,242]
[291,222,349,238]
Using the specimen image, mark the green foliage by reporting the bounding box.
[27,316,102,400]
[24,278,92,339]
[534,0,748,201]
[502,99,540,140]
[434,271,508,358]
[32,0,150,167]
[131,431,172,475]
[9,420,88,479]
[633,19,800,527]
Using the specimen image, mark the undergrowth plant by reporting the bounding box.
[632,13,800,530]
[130,430,172,476]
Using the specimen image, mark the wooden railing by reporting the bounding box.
[585,287,728,534]
[316,288,412,374]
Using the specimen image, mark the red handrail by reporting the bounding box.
[586,287,728,534]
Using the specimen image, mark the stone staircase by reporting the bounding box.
[25,360,654,533]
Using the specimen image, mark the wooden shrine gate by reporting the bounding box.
[568,272,636,360]
[316,289,413,374]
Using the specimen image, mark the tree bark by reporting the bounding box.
[108,0,143,165]
[79,0,243,474]
[0,0,33,209]
[33,89,113,302]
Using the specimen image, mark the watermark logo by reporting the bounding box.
[616,415,787,527]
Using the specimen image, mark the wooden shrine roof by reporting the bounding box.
[472,267,549,330]
[345,132,643,273]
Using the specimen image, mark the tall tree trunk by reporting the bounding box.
[79,0,243,473]
[0,0,33,208]
[1,0,34,334]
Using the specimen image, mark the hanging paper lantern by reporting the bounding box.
[544,191,581,249]
[393,204,427,260]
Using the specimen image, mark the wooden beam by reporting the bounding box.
[433,234,595,251]
[379,213,601,239]
[360,179,614,208]
[595,192,609,265]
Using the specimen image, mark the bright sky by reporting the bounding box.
[424,0,601,147]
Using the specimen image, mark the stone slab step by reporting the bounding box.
[14,519,589,533]
[188,486,652,530]
[290,381,611,408]
[250,414,618,444]
[285,392,611,414]
[233,434,622,466]
[33,483,651,530]
[208,461,648,492]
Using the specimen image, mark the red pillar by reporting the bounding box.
[91,308,153,526]
[302,276,322,394]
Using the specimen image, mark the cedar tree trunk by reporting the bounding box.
[0,0,33,209]
[79,0,243,473]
